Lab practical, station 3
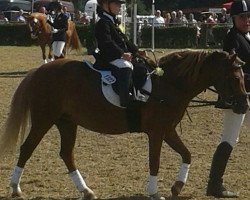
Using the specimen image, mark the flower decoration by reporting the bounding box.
[154,67,164,76]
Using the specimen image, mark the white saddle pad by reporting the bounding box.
[83,61,152,108]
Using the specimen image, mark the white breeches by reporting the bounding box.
[52,41,65,57]
[110,59,133,70]
[220,109,250,147]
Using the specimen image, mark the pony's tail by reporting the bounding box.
[0,70,34,159]
[69,23,82,53]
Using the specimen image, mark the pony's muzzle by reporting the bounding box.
[232,93,250,114]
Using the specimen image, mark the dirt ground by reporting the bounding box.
[0,47,249,200]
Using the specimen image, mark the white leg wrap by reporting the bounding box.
[10,166,23,185]
[69,170,89,192]
[147,175,157,195]
[176,163,190,183]
[221,109,245,147]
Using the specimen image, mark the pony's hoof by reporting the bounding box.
[171,181,184,196]
[10,183,23,199]
[81,189,97,200]
[149,193,165,200]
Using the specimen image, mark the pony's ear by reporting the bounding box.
[138,50,147,57]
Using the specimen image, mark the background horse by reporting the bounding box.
[0,50,248,200]
[27,12,82,63]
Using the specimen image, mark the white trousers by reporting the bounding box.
[110,59,133,70]
[52,41,65,57]
[220,109,250,147]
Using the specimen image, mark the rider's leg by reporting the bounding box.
[207,109,245,198]
[52,41,65,59]
[110,59,133,107]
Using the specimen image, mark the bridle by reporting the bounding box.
[28,18,42,39]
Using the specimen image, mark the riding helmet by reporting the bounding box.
[230,0,250,16]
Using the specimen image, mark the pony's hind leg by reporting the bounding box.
[10,124,52,198]
[164,129,191,198]
[56,116,97,200]
[48,45,54,62]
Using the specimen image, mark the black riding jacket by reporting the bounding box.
[47,12,68,42]
[95,10,138,63]
[223,27,250,74]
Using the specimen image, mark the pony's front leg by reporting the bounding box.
[9,166,23,198]
[164,129,191,198]
[40,44,48,64]
[147,132,165,200]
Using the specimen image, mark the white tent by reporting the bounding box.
[84,0,97,19]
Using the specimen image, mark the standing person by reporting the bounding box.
[164,12,171,27]
[219,7,229,24]
[39,6,54,22]
[206,0,250,198]
[153,10,165,27]
[63,6,71,20]
[16,9,26,23]
[47,1,68,59]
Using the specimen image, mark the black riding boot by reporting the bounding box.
[206,142,239,198]
[118,68,142,132]
[118,68,133,107]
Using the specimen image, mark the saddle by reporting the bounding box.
[83,60,152,108]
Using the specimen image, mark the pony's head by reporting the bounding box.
[27,13,48,39]
[212,51,249,114]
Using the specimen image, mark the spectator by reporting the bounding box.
[170,11,178,26]
[218,7,229,23]
[188,13,197,27]
[74,10,82,23]
[176,10,188,26]
[63,6,71,20]
[164,12,171,27]
[39,6,46,15]
[142,19,151,28]
[206,13,217,46]
[153,10,165,27]
[39,6,53,22]
[80,12,90,24]
[16,9,26,23]
[0,11,8,24]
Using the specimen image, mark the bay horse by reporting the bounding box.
[0,50,249,200]
[27,12,82,63]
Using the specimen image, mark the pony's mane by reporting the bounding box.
[159,50,228,83]
[30,13,49,32]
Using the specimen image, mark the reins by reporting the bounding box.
[189,88,218,107]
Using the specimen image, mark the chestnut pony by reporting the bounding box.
[0,50,248,200]
[27,12,82,63]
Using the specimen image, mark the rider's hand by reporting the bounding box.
[52,29,59,33]
[121,52,132,61]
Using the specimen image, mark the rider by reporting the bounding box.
[95,0,144,107]
[47,1,68,59]
[206,0,250,198]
